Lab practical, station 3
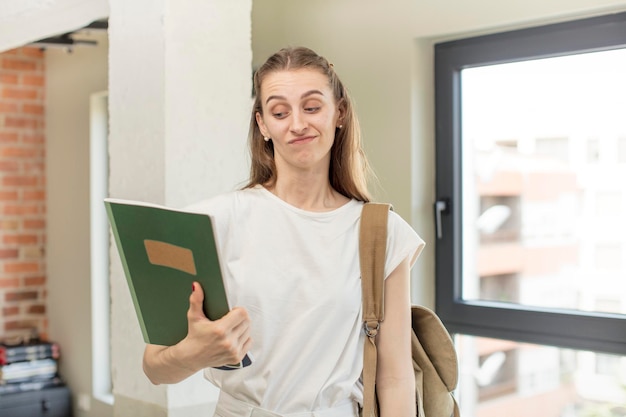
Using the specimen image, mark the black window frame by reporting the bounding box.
[434,11,626,355]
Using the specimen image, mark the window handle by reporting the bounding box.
[434,199,450,239]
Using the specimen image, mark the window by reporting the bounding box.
[434,12,626,417]
[618,136,626,163]
[90,91,113,404]
[587,138,601,163]
[456,335,626,416]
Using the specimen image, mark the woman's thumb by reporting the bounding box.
[188,281,207,320]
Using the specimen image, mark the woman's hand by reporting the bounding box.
[143,282,252,385]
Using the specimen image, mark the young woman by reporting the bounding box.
[143,46,424,417]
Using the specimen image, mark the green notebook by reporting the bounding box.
[104,198,251,369]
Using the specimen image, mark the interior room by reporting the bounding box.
[0,1,625,416]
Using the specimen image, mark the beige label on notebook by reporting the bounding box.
[144,239,197,276]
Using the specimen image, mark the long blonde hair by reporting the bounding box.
[244,46,372,202]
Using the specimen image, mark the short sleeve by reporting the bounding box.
[383,210,425,279]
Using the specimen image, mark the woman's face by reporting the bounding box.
[256,68,342,177]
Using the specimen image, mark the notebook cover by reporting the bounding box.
[104,198,230,346]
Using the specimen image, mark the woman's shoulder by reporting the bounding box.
[184,187,263,215]
[386,208,426,264]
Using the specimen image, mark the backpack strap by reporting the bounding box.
[360,202,392,417]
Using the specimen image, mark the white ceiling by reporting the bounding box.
[0,0,108,52]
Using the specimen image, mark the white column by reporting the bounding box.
[108,0,251,415]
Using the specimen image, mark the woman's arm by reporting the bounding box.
[375,255,416,417]
[143,282,253,385]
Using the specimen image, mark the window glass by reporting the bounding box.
[456,334,626,417]
[460,49,626,316]
[618,137,626,164]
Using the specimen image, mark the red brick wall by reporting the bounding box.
[0,47,47,342]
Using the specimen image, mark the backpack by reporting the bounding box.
[359,202,460,417]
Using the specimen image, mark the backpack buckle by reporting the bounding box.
[363,321,380,338]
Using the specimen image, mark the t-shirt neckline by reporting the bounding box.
[253,184,360,217]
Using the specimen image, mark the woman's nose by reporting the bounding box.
[290,110,308,133]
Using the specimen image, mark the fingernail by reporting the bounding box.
[192,283,196,292]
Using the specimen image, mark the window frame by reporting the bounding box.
[434,11,626,355]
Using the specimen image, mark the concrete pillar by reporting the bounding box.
[108,0,251,415]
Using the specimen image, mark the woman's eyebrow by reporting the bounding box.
[265,89,324,105]
[301,89,324,99]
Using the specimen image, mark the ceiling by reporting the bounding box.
[31,18,108,50]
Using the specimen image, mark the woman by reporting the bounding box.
[143,46,424,417]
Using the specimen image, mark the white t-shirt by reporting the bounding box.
[186,185,425,414]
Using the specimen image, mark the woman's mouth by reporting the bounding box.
[288,136,316,145]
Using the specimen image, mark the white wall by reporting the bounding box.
[46,31,110,417]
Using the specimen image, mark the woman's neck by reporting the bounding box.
[265,175,349,212]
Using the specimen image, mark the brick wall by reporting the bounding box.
[0,47,47,342]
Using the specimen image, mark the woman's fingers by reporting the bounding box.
[184,284,253,366]
[213,307,252,362]
[227,307,253,357]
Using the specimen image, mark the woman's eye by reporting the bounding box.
[304,107,320,113]
[273,112,287,119]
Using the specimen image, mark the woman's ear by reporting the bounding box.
[256,112,269,138]
[336,99,347,128]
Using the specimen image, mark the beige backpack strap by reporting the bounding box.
[360,202,391,417]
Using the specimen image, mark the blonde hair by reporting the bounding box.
[244,46,372,202]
